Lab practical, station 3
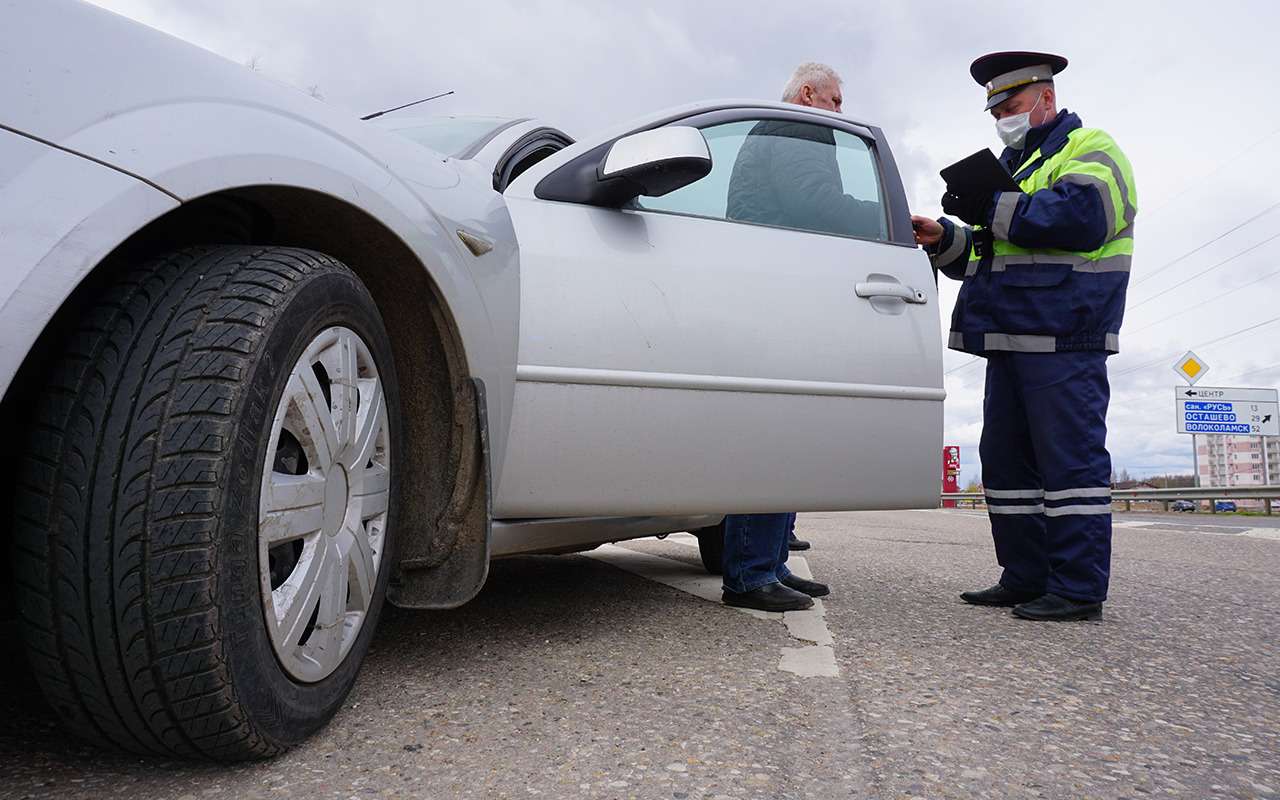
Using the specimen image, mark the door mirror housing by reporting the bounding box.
[534,126,712,208]
[600,127,712,197]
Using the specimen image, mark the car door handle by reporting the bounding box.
[855,281,928,304]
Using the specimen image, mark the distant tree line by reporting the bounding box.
[1110,469,1196,488]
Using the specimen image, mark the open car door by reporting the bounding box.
[494,101,944,518]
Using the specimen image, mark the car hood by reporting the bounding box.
[0,0,458,192]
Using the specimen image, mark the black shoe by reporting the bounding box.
[779,573,829,597]
[960,583,1041,607]
[788,533,811,551]
[723,582,814,612]
[1012,593,1103,621]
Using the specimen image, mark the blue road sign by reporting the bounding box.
[1175,386,1280,436]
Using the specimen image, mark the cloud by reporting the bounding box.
[87,0,1280,482]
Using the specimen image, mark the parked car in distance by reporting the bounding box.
[1170,499,1196,512]
[1215,501,1238,513]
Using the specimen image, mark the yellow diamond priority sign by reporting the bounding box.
[1173,350,1209,386]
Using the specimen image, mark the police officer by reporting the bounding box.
[912,51,1136,621]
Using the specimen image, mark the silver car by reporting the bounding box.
[1,0,943,759]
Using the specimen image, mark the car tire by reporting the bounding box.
[693,521,726,575]
[11,246,402,761]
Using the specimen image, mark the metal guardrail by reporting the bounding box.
[942,485,1279,514]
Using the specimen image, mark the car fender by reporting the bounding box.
[0,129,178,402]
[57,102,519,481]
[1,0,519,492]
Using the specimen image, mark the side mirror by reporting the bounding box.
[599,127,712,199]
[534,126,712,207]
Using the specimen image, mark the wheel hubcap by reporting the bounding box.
[258,327,391,682]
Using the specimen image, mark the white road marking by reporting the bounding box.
[1245,527,1280,540]
[779,645,839,678]
[584,542,840,678]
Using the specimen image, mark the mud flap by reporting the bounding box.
[387,378,491,609]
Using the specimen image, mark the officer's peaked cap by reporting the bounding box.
[970,51,1068,111]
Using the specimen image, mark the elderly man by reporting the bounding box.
[718,62,875,612]
[913,52,1136,621]
[728,62,881,240]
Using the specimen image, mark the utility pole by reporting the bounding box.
[1192,433,1200,488]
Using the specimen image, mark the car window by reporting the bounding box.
[636,118,887,241]
[380,116,513,158]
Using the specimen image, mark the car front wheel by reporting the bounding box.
[11,246,401,760]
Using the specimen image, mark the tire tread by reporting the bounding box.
[12,246,352,760]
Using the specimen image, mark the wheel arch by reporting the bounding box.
[1,185,493,618]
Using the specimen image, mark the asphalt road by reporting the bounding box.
[1111,510,1280,529]
[2,509,1278,799]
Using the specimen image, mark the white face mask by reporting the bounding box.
[995,92,1044,149]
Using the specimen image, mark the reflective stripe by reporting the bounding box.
[934,224,969,267]
[1073,254,1132,274]
[991,252,1084,271]
[1044,505,1112,517]
[986,488,1045,499]
[978,332,1118,352]
[984,333,1056,353]
[991,192,1020,240]
[964,258,980,277]
[988,504,1045,515]
[1044,487,1111,500]
[1059,172,1116,238]
[990,252,1131,274]
[948,331,965,349]
[1073,150,1136,227]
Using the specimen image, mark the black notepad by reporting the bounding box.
[940,149,1020,194]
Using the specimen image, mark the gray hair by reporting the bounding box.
[781,62,842,103]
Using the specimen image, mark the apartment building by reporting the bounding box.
[1196,434,1280,486]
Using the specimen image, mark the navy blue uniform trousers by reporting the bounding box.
[980,351,1113,602]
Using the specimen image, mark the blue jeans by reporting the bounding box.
[721,513,792,593]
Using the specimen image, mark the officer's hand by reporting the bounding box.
[941,190,994,227]
[911,215,943,246]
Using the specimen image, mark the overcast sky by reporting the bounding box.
[90,0,1280,485]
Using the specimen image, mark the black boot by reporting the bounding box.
[780,573,829,597]
[723,582,814,612]
[959,583,1041,607]
[1012,593,1102,621]
[787,533,811,551]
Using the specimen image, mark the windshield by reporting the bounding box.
[378,116,515,158]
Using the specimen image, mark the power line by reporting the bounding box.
[1127,263,1280,335]
[1128,199,1280,289]
[1216,360,1280,386]
[1111,314,1280,378]
[1143,125,1280,216]
[1125,229,1280,313]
